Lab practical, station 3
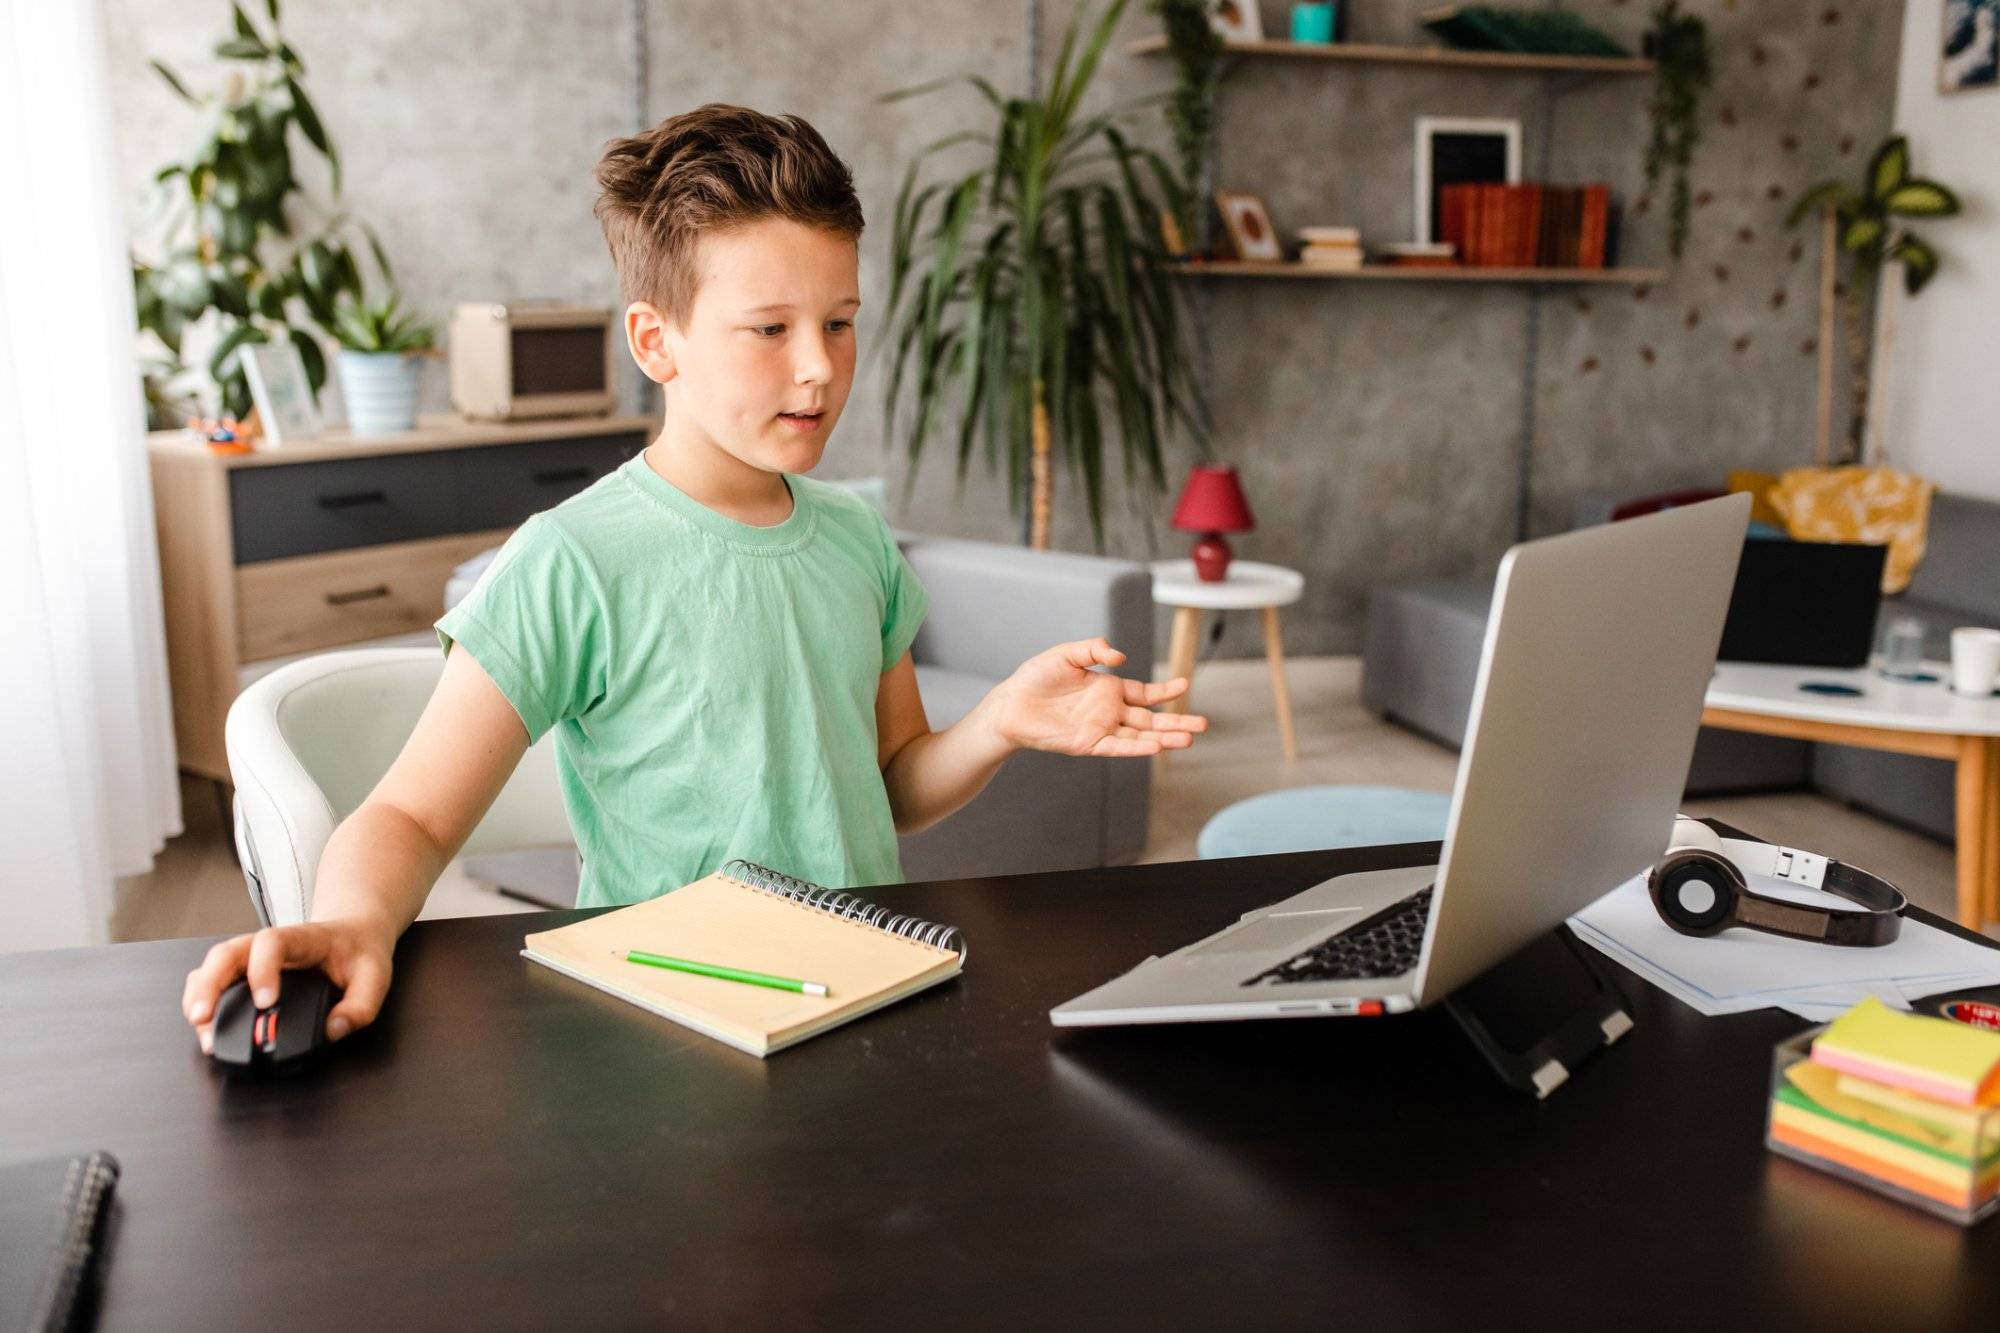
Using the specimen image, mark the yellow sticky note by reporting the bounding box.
[1812,997,2000,1107]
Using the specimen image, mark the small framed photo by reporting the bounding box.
[240,340,323,448]
[1211,0,1263,42]
[1414,116,1522,245]
[1942,0,1998,93]
[1215,190,1283,262]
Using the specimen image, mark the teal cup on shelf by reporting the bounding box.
[1290,2,1336,43]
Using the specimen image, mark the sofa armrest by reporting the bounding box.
[897,534,1155,681]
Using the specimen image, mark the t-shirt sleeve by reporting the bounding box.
[878,520,928,672]
[434,516,609,742]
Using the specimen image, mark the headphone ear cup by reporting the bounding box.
[1649,850,1741,936]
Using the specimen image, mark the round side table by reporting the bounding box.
[1151,559,1305,762]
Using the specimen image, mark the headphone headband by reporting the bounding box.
[1648,817,1905,947]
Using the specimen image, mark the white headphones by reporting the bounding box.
[1647,816,1906,947]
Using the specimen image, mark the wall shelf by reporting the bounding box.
[1172,261,1666,285]
[1126,35,1654,78]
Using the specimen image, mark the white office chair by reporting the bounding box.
[225,648,572,926]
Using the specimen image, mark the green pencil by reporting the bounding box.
[621,949,829,997]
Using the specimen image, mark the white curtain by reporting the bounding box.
[0,0,183,950]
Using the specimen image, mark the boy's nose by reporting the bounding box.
[793,337,833,386]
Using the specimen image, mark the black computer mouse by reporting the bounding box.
[209,968,340,1078]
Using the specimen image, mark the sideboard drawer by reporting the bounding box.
[236,530,511,662]
[456,432,645,532]
[230,452,461,564]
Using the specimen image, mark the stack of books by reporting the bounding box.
[1439,183,1615,269]
[1296,226,1363,271]
[1766,997,2000,1224]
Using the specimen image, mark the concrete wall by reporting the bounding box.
[105,0,1904,657]
[1874,0,2000,501]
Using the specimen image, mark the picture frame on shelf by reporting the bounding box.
[1211,0,1263,42]
[1215,190,1284,262]
[1942,0,1998,92]
[1414,116,1522,245]
[239,341,323,448]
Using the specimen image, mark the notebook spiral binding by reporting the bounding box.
[720,859,965,959]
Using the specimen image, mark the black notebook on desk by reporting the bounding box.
[0,1151,120,1333]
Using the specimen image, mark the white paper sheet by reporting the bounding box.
[1567,874,2000,1020]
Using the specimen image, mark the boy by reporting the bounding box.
[182,104,1205,1049]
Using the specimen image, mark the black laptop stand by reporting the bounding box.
[1438,924,1634,1099]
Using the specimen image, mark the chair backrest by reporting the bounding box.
[226,648,570,925]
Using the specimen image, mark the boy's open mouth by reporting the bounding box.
[778,408,824,430]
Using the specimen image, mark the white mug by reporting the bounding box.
[1949,626,2000,697]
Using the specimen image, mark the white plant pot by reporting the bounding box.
[337,350,422,436]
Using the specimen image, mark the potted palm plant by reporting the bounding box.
[880,0,1206,550]
[329,289,437,435]
[131,0,392,427]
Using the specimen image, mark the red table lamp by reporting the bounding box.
[1170,463,1255,582]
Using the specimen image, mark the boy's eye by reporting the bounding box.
[754,324,784,337]
[827,320,852,333]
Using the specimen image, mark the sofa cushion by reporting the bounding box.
[913,664,996,729]
[1901,492,2000,624]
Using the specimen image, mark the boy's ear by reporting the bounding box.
[625,302,677,385]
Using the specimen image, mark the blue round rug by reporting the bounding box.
[1196,785,1452,859]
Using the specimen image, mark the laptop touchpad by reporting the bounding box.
[1183,909,1360,959]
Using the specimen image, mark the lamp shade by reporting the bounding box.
[1170,463,1255,533]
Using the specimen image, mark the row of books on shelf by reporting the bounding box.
[1440,182,1619,270]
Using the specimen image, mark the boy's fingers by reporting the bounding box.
[1126,677,1188,705]
[326,954,390,1039]
[183,935,253,1024]
[196,1021,213,1056]
[1060,637,1123,670]
[244,925,328,1009]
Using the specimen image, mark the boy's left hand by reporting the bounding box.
[987,638,1208,758]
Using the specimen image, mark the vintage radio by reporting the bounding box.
[448,302,617,421]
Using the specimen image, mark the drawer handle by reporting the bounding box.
[531,466,592,486]
[325,584,391,607]
[318,489,388,510]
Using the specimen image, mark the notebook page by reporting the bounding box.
[522,873,959,1049]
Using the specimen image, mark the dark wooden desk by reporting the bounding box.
[5,845,1997,1330]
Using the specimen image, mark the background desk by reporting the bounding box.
[4,847,1997,1330]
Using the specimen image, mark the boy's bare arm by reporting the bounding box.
[877,639,1206,837]
[181,645,530,1046]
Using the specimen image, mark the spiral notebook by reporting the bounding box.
[521,860,965,1057]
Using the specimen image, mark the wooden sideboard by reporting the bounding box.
[149,412,656,781]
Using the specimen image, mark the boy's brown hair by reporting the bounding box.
[593,103,865,327]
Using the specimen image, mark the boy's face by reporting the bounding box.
[629,217,861,477]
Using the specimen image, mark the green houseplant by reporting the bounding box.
[1149,0,1224,256]
[1787,135,1961,464]
[329,289,437,435]
[130,0,391,427]
[880,0,1205,551]
[1642,1,1711,260]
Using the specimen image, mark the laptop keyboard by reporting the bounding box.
[1242,886,1434,987]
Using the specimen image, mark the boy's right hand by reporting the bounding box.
[180,917,396,1053]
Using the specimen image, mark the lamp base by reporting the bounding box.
[1191,533,1233,582]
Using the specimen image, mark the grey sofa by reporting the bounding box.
[1361,490,2000,842]
[447,530,1155,901]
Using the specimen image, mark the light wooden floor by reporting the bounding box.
[110,655,1977,944]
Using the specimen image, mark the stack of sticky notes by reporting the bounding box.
[1766,997,2000,1222]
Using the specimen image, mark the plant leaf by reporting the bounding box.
[1882,179,1961,218]
[1841,216,1885,254]
[151,60,197,105]
[1866,135,1909,203]
[1893,236,1939,294]
[290,325,326,397]
[214,37,267,61]
[1784,179,1854,230]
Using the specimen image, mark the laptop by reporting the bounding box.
[1050,493,1752,1028]
[1717,536,1885,668]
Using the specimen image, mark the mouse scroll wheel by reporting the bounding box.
[255,1006,280,1052]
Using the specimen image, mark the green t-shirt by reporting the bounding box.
[436,455,928,908]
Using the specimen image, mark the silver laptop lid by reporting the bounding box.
[1411,493,1752,1004]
